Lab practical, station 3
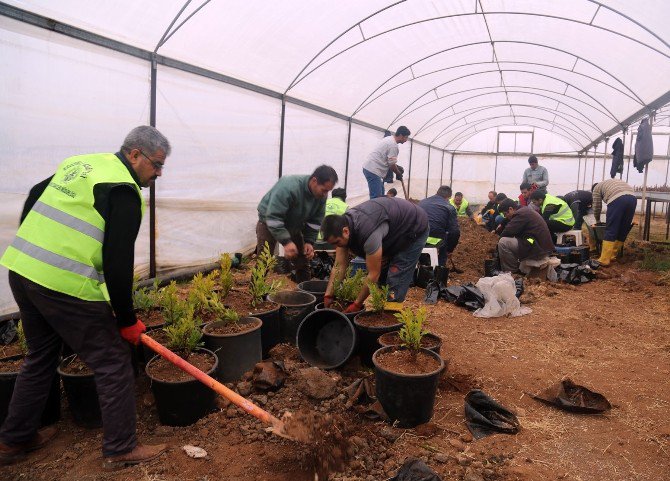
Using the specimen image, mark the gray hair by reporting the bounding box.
[121,126,171,156]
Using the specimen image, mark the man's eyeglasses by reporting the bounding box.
[139,150,164,171]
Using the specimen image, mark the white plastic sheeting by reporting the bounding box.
[1,1,669,315]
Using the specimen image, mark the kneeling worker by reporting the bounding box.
[321,197,429,311]
[450,192,473,217]
[529,190,575,242]
[497,199,554,273]
[418,185,460,266]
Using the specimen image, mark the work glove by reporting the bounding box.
[343,301,363,314]
[487,209,495,215]
[395,165,404,181]
[323,294,335,308]
[119,319,146,345]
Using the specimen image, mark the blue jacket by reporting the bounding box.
[418,195,460,237]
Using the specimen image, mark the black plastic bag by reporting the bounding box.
[423,267,449,304]
[456,284,485,310]
[443,285,465,303]
[530,378,611,414]
[514,278,524,298]
[414,265,434,289]
[390,457,443,481]
[0,320,18,345]
[465,390,520,439]
[310,251,333,280]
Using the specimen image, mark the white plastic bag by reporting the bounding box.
[473,273,532,318]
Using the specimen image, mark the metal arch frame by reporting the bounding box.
[286,8,670,93]
[153,1,214,53]
[448,121,583,152]
[387,68,622,128]
[353,51,642,117]
[440,115,585,150]
[412,86,608,135]
[414,87,603,136]
[424,104,596,145]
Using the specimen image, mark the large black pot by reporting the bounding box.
[373,346,445,428]
[145,348,218,427]
[296,280,329,305]
[0,355,61,427]
[315,302,364,322]
[255,302,281,358]
[202,318,262,382]
[353,311,402,368]
[57,354,102,428]
[296,309,357,369]
[268,290,316,344]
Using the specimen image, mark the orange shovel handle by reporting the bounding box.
[140,334,279,427]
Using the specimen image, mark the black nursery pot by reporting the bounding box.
[255,302,281,358]
[353,312,402,368]
[372,346,445,428]
[0,355,61,427]
[57,355,102,428]
[297,280,329,305]
[296,309,357,369]
[268,290,316,344]
[145,348,218,427]
[315,302,364,322]
[202,318,262,383]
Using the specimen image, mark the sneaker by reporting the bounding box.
[103,443,167,469]
[0,426,58,465]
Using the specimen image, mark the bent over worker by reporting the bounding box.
[321,197,429,311]
[529,190,575,242]
[0,126,169,467]
[591,179,636,266]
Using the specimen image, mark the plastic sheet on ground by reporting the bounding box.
[390,457,443,481]
[464,390,520,440]
[529,378,612,414]
[473,273,532,318]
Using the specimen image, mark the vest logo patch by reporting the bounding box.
[60,162,93,183]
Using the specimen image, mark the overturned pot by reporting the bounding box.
[297,309,357,369]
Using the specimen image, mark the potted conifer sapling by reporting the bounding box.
[318,266,366,320]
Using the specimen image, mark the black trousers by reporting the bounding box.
[0,272,136,456]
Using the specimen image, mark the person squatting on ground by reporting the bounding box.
[0,126,170,467]
[591,179,637,266]
[529,190,575,243]
[256,165,338,283]
[362,126,409,199]
[321,197,429,311]
[496,199,554,274]
[418,186,460,266]
[450,192,473,217]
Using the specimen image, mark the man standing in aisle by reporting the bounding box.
[363,126,410,199]
[591,179,637,266]
[0,126,169,467]
[418,186,460,266]
[521,155,549,191]
[257,165,338,282]
[321,197,429,310]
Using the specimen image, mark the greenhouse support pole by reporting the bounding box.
[626,130,634,182]
[425,147,431,198]
[449,153,455,186]
[493,153,499,191]
[344,120,352,190]
[407,140,414,197]
[591,146,597,187]
[439,150,445,185]
[278,96,286,179]
[601,138,609,181]
[576,155,581,189]
[149,53,157,278]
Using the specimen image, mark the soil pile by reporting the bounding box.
[450,217,499,281]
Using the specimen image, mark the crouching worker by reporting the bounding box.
[418,185,460,266]
[529,190,575,243]
[591,179,636,266]
[321,197,429,311]
[496,199,554,274]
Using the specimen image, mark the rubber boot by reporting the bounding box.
[613,240,624,260]
[588,234,598,254]
[598,240,615,267]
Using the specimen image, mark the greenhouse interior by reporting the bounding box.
[0,1,669,481]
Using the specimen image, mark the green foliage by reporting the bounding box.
[188,271,220,314]
[249,242,282,307]
[219,253,234,299]
[219,307,240,324]
[16,320,27,355]
[395,307,428,352]
[333,266,366,303]
[640,248,670,272]
[132,276,160,311]
[163,306,203,354]
[159,281,190,326]
[367,282,390,312]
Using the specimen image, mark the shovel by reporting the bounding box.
[140,334,300,441]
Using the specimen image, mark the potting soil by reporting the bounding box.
[379,331,440,350]
[223,289,278,316]
[375,348,443,375]
[206,318,262,335]
[354,310,401,328]
[146,351,216,383]
[0,341,23,360]
[450,217,499,282]
[59,356,93,375]
[0,357,23,372]
[137,307,165,328]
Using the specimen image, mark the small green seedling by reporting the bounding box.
[159,281,190,326]
[367,282,390,313]
[132,276,160,311]
[333,266,366,305]
[188,271,221,316]
[219,307,240,325]
[16,320,27,355]
[163,306,203,355]
[219,253,234,299]
[396,307,428,353]
[249,242,282,307]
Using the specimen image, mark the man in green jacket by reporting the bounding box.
[257,165,338,282]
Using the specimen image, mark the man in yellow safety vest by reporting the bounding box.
[529,190,575,243]
[449,192,473,217]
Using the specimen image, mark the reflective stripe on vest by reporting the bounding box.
[0,153,143,302]
[542,194,575,226]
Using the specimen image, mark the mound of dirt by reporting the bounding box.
[450,217,499,282]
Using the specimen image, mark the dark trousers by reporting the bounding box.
[546,219,572,244]
[256,221,310,282]
[431,230,461,266]
[0,272,136,456]
[605,195,637,241]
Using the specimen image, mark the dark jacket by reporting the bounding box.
[479,200,496,216]
[562,190,593,214]
[610,137,624,178]
[500,206,553,260]
[634,118,653,173]
[345,197,428,258]
[418,195,459,238]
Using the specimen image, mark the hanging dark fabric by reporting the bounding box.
[633,118,653,173]
[610,137,624,178]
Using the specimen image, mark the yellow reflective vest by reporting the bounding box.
[449,198,469,216]
[318,197,348,240]
[541,194,575,227]
[0,153,144,302]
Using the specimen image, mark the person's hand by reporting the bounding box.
[395,165,404,181]
[303,243,315,260]
[487,209,495,215]
[343,301,363,313]
[283,241,299,259]
[323,294,334,308]
[119,319,146,345]
[531,182,538,190]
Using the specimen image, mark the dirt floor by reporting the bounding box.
[3,219,670,481]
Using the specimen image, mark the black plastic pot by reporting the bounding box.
[353,311,402,367]
[0,355,61,427]
[373,346,445,428]
[484,259,496,277]
[378,331,443,357]
[315,302,364,322]
[296,309,357,369]
[202,318,262,382]
[268,290,316,344]
[57,355,102,428]
[255,302,281,358]
[296,280,329,305]
[145,348,218,427]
